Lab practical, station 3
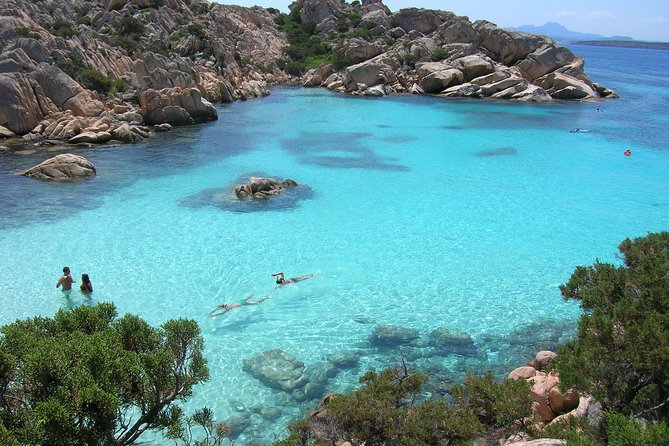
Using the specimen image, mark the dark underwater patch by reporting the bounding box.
[282,131,408,172]
[473,147,518,157]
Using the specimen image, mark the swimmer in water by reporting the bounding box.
[272,272,315,285]
[208,294,271,317]
[56,266,75,297]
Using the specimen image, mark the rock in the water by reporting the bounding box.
[234,176,299,199]
[0,125,16,138]
[68,131,112,144]
[326,350,361,368]
[426,327,478,356]
[153,123,173,132]
[242,349,307,391]
[21,153,96,181]
[369,324,419,347]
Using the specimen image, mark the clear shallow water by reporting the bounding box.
[1,45,669,443]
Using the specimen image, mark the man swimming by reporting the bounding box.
[208,294,271,317]
[56,266,75,297]
[272,272,315,285]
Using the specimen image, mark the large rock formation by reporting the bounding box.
[508,350,580,423]
[20,153,96,180]
[0,0,289,142]
[0,0,614,145]
[296,0,615,102]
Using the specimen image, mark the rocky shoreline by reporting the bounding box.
[0,0,616,156]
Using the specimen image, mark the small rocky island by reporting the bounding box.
[0,0,615,150]
[234,176,299,200]
[181,175,313,212]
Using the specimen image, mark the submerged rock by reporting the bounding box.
[369,324,420,347]
[426,327,478,357]
[242,349,307,391]
[20,153,96,181]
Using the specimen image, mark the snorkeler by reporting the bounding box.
[208,294,271,317]
[272,272,315,285]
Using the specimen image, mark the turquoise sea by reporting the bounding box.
[1,45,668,443]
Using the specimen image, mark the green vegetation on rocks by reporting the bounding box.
[275,7,333,75]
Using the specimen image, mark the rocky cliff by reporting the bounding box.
[0,0,614,146]
[0,0,289,143]
[296,0,617,101]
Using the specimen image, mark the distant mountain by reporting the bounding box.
[512,22,633,43]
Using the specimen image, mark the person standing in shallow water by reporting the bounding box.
[80,273,93,294]
[56,266,75,297]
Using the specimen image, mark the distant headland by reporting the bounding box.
[573,40,669,51]
[512,21,669,50]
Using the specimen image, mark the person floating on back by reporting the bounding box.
[56,266,75,297]
[272,272,315,285]
[80,273,93,294]
[208,294,271,317]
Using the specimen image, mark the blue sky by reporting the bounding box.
[212,0,669,41]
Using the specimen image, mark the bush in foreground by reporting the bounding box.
[0,303,209,445]
[275,362,532,446]
[555,231,669,422]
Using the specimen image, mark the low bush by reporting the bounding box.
[80,69,112,94]
[605,412,669,446]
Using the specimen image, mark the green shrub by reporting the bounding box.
[555,231,669,421]
[110,79,127,94]
[80,69,112,94]
[402,52,418,67]
[452,372,533,430]
[361,20,376,30]
[0,304,209,445]
[185,23,206,39]
[431,47,449,61]
[266,7,280,14]
[119,15,145,36]
[325,368,428,445]
[49,20,78,38]
[76,16,92,26]
[346,27,372,40]
[536,415,601,446]
[14,27,41,39]
[401,400,483,446]
[332,50,352,70]
[277,11,332,75]
[605,412,669,446]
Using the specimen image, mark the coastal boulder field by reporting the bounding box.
[300,2,617,100]
[0,0,615,147]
